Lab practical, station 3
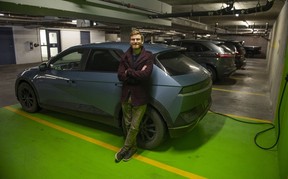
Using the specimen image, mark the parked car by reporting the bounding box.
[170,39,236,82]
[15,42,212,149]
[211,39,246,69]
[244,45,261,57]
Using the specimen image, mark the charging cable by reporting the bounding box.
[210,73,288,150]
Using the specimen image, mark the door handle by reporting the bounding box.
[115,83,123,87]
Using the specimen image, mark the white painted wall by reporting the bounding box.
[91,30,105,43]
[12,26,42,64]
[60,29,81,51]
[105,34,119,42]
[7,26,108,64]
[60,28,106,50]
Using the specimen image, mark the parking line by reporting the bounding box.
[4,106,206,179]
[208,111,272,123]
[212,87,266,96]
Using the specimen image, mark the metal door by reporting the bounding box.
[46,30,61,60]
[0,27,16,65]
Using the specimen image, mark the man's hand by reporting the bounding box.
[141,65,147,71]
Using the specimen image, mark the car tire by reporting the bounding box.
[122,107,167,150]
[17,82,40,113]
[206,65,217,82]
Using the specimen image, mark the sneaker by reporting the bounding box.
[115,148,127,163]
[123,148,137,162]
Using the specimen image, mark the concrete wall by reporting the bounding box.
[59,29,106,50]
[60,29,81,51]
[5,26,106,64]
[105,34,119,42]
[12,26,42,64]
[267,1,288,118]
[269,2,288,179]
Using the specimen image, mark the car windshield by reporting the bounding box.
[156,51,200,76]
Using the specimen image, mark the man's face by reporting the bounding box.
[130,34,143,50]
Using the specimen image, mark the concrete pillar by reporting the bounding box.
[120,26,132,42]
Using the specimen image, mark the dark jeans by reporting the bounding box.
[122,97,147,150]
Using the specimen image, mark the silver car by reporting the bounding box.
[15,42,212,149]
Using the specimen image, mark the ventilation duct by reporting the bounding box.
[149,0,274,19]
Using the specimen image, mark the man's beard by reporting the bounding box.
[131,43,142,49]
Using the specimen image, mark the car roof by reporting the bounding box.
[76,42,182,54]
[173,39,211,42]
[206,38,243,44]
[172,39,224,45]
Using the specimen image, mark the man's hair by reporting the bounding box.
[130,29,144,41]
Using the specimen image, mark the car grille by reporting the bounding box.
[174,97,211,127]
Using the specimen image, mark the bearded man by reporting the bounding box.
[115,29,153,162]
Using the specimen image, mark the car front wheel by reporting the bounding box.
[17,82,40,113]
[122,107,167,150]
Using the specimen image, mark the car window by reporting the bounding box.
[171,41,182,46]
[50,49,84,71]
[85,50,120,72]
[182,42,209,52]
[224,43,236,52]
[157,51,201,76]
[220,44,234,53]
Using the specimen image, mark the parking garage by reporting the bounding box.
[0,0,288,179]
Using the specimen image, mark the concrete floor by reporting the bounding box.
[0,58,279,178]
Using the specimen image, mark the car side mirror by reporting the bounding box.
[39,63,49,71]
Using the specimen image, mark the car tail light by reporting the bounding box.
[180,78,211,94]
[215,53,234,58]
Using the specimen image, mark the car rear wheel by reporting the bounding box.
[122,107,167,150]
[206,65,217,82]
[17,82,39,113]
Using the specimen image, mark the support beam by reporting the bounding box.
[0,0,172,27]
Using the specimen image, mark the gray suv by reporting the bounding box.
[171,39,236,82]
[15,42,212,149]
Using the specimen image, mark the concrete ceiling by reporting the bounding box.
[157,0,285,35]
[0,0,285,36]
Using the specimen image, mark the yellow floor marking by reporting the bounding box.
[224,113,272,123]
[212,87,266,96]
[208,111,272,123]
[4,106,206,179]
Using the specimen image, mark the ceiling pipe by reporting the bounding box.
[149,0,275,19]
[98,0,159,14]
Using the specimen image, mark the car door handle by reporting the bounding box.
[115,83,122,87]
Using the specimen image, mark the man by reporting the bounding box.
[115,29,153,162]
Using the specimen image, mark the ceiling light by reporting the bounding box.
[243,20,250,27]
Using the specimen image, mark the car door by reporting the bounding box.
[34,48,89,109]
[73,49,122,119]
[182,42,209,65]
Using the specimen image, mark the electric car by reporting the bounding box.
[15,42,212,149]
